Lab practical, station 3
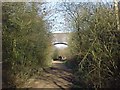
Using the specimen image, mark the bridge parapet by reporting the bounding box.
[52,33,69,43]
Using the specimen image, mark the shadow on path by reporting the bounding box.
[23,61,75,89]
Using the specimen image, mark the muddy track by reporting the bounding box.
[23,61,75,89]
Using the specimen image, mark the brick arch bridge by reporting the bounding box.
[52,33,69,45]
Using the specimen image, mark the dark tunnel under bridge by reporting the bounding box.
[53,42,68,45]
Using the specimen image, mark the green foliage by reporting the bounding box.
[2,2,52,87]
[52,48,59,60]
[68,3,120,88]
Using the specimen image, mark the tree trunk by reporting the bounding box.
[114,0,120,31]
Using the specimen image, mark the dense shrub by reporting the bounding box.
[67,3,120,88]
[2,2,52,87]
[52,48,59,60]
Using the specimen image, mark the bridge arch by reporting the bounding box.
[53,42,68,45]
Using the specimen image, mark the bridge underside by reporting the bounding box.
[53,42,68,45]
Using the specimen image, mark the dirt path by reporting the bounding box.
[23,61,74,89]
